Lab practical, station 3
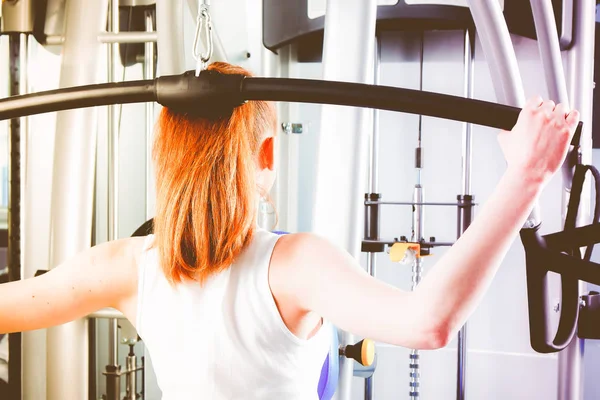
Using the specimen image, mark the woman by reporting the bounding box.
[0,62,580,399]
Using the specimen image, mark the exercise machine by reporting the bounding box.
[1,1,596,398]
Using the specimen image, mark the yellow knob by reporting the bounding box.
[361,339,375,367]
[344,339,376,367]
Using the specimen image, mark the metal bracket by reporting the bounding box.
[281,122,304,134]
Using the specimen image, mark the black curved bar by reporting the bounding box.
[0,79,156,120]
[0,71,584,145]
[242,77,520,130]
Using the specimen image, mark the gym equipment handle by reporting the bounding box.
[0,70,583,147]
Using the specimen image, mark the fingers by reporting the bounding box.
[554,103,569,119]
[566,109,581,129]
[525,95,544,109]
[519,96,580,135]
[553,103,580,132]
[539,100,556,117]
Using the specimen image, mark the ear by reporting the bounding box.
[258,136,275,171]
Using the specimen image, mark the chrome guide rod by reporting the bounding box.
[457,27,476,400]
[409,31,426,400]
[145,9,155,219]
[461,29,475,197]
[369,35,381,195]
[107,0,119,373]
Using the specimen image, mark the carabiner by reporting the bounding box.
[193,5,214,76]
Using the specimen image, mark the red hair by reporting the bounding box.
[152,62,277,284]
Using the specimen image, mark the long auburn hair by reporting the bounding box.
[153,62,277,284]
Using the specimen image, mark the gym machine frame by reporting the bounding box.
[2,1,592,400]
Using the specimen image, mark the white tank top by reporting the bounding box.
[136,229,332,400]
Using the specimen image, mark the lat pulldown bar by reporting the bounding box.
[0,69,584,143]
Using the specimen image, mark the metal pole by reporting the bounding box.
[465,0,525,107]
[369,35,381,195]
[410,187,423,400]
[456,28,475,400]
[46,1,108,399]
[559,1,595,399]
[2,2,34,394]
[144,10,155,220]
[530,0,574,226]
[45,32,158,46]
[124,352,137,400]
[465,0,541,229]
[314,1,377,398]
[99,31,158,44]
[409,32,426,400]
[156,0,185,75]
[364,34,381,400]
[7,31,27,400]
[461,29,475,197]
[530,0,570,105]
[107,0,120,388]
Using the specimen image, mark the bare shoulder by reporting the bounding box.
[128,235,151,267]
[268,231,368,334]
[270,232,351,296]
[269,232,324,287]
[89,236,149,320]
[268,233,335,336]
[86,236,149,305]
[88,236,147,270]
[272,232,333,262]
[271,232,352,271]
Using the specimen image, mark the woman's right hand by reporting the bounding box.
[497,96,580,185]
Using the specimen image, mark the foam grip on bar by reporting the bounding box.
[344,339,375,367]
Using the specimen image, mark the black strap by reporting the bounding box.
[564,164,600,261]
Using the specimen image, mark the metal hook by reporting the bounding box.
[193,4,214,76]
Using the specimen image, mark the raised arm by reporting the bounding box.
[271,98,580,349]
[0,237,142,334]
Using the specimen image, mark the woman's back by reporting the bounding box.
[137,229,330,399]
